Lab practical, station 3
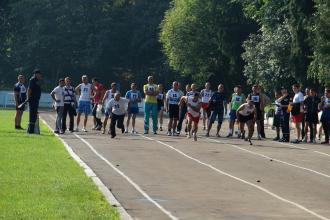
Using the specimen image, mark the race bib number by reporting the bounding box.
[252,96,259,103]
[235,96,241,102]
[148,86,155,92]
[114,104,120,109]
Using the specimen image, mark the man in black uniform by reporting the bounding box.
[278,87,291,142]
[247,85,264,140]
[27,69,42,134]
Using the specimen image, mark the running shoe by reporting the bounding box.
[193,132,197,141]
[74,128,79,132]
[187,133,191,139]
[173,132,179,136]
[257,134,262,140]
[273,137,280,141]
[144,130,149,134]
[153,131,157,135]
[124,129,128,133]
[216,133,220,138]
[167,131,172,136]
[291,139,300,144]
[226,133,233,138]
[82,128,87,132]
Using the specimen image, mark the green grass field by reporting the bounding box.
[0,110,119,220]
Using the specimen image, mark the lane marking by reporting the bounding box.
[205,138,330,179]
[73,133,179,220]
[314,151,330,158]
[139,134,330,220]
[43,115,133,220]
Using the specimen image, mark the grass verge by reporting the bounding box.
[0,110,119,220]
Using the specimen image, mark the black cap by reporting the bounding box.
[34,69,41,74]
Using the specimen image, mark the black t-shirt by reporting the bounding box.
[304,96,320,114]
[28,76,41,102]
[209,91,226,112]
[280,95,290,113]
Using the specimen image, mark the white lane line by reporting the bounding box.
[139,134,330,220]
[205,138,330,179]
[43,115,133,220]
[314,151,330,158]
[275,141,308,150]
[73,133,179,220]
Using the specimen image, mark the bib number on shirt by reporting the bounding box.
[252,96,259,103]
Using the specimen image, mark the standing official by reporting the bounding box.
[62,77,76,133]
[14,74,27,129]
[27,69,42,134]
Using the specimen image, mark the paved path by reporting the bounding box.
[42,112,330,220]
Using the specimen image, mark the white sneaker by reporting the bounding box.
[167,131,172,136]
[74,128,79,132]
[124,129,128,133]
[82,128,87,132]
[172,132,178,136]
[257,134,262,140]
[187,133,191,139]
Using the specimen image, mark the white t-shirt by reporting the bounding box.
[293,92,304,104]
[104,90,118,105]
[187,97,201,117]
[166,89,182,105]
[201,89,212,103]
[79,83,92,102]
[238,103,255,116]
[51,86,65,107]
[106,98,129,115]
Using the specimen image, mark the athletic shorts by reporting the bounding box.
[128,107,139,115]
[273,114,282,128]
[305,113,319,124]
[187,112,200,124]
[238,114,253,123]
[77,101,91,115]
[16,103,26,111]
[157,103,164,111]
[229,110,237,120]
[169,104,179,119]
[292,113,303,123]
[210,111,224,124]
[201,102,209,110]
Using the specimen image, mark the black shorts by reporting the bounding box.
[273,114,282,128]
[238,114,253,123]
[305,113,319,124]
[16,103,26,111]
[169,104,179,119]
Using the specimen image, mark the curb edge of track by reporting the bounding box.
[40,116,133,220]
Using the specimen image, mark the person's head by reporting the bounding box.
[131,82,137,90]
[247,99,254,106]
[114,92,121,101]
[252,84,258,93]
[281,87,287,95]
[34,69,42,80]
[309,88,316,97]
[236,85,242,94]
[64,77,71,86]
[147,76,154,84]
[325,88,330,98]
[185,84,191,92]
[173,81,179,90]
[81,75,88,84]
[158,84,164,91]
[205,82,211,90]
[17,74,25,83]
[305,87,310,96]
[59,78,65,87]
[275,90,281,99]
[218,84,224,92]
[191,83,197,92]
[92,78,99,86]
[193,92,199,101]
[292,83,300,94]
[111,82,117,91]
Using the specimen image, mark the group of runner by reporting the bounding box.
[14,74,330,144]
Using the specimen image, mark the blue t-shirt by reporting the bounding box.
[321,98,330,119]
[125,90,141,108]
[14,82,27,103]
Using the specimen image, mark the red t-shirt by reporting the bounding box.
[93,83,105,104]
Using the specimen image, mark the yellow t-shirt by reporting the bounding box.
[143,84,159,104]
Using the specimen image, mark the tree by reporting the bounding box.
[160,0,256,89]
[308,0,330,86]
